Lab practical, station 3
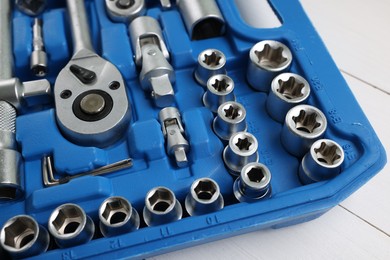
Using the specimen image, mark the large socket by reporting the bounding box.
[0,215,49,258]
[299,139,344,184]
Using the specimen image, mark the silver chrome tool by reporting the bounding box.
[213,101,247,142]
[48,203,95,248]
[0,102,23,201]
[0,215,49,258]
[99,196,140,237]
[223,132,259,177]
[159,107,189,168]
[299,139,344,184]
[0,1,51,111]
[281,105,327,157]
[203,74,235,113]
[105,0,146,23]
[54,0,131,148]
[247,40,292,92]
[15,0,46,16]
[129,16,175,107]
[177,0,225,40]
[233,162,272,202]
[266,73,310,123]
[143,187,182,227]
[194,49,226,87]
[42,156,133,187]
[185,178,224,216]
[30,18,47,77]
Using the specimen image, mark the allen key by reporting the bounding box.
[42,156,132,187]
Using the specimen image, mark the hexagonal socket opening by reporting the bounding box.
[51,206,84,236]
[246,166,266,183]
[314,141,342,165]
[194,180,217,201]
[148,188,175,213]
[292,109,321,134]
[101,198,130,225]
[254,44,287,69]
[277,76,305,100]
[3,217,36,250]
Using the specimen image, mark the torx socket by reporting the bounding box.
[48,203,95,248]
[299,139,344,184]
[266,73,310,123]
[281,105,327,157]
[177,0,225,40]
[0,215,49,258]
[143,187,182,226]
[203,74,235,113]
[194,49,226,87]
[233,162,272,202]
[213,101,247,142]
[223,132,259,177]
[247,40,292,92]
[0,101,23,201]
[185,178,224,216]
[99,196,140,237]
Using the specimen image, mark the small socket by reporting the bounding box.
[185,178,224,216]
[247,40,292,92]
[143,187,182,226]
[213,101,247,142]
[266,73,310,123]
[194,49,226,87]
[299,139,344,184]
[233,162,272,202]
[281,105,327,157]
[105,0,146,23]
[223,132,259,177]
[48,204,95,248]
[203,74,235,113]
[0,215,49,258]
[99,196,140,237]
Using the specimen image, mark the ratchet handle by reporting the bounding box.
[66,0,94,55]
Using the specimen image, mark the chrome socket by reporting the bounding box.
[99,196,140,237]
[185,178,224,216]
[233,162,272,202]
[203,74,235,113]
[213,101,247,142]
[194,49,226,87]
[177,0,225,40]
[223,132,259,177]
[299,139,344,184]
[30,18,47,77]
[143,187,182,226]
[48,203,95,248]
[0,215,49,258]
[281,105,327,157]
[105,0,146,24]
[247,40,292,92]
[266,73,310,123]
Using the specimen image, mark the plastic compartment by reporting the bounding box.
[0,0,386,259]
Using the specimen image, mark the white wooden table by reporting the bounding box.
[151,1,390,259]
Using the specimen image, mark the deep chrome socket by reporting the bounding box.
[203,74,235,113]
[0,215,49,258]
[247,40,292,92]
[143,187,182,227]
[213,101,247,142]
[281,105,327,157]
[266,73,310,123]
[30,18,47,77]
[99,196,140,237]
[185,178,224,216]
[233,162,272,202]
[194,49,226,87]
[299,139,344,184]
[223,132,259,177]
[48,203,95,248]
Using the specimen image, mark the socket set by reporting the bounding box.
[0,0,386,259]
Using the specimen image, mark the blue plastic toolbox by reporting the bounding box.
[0,0,386,259]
